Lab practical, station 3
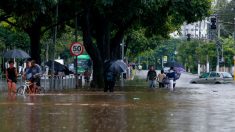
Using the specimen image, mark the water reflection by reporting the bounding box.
[0,83,234,131]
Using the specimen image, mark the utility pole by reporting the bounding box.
[207,19,210,72]
[211,15,220,72]
[234,18,235,80]
[51,2,58,90]
[197,22,201,76]
[216,22,221,73]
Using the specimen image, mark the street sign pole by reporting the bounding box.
[75,15,78,89]
[70,42,84,88]
[75,56,78,88]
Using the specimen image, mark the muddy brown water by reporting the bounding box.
[0,82,235,132]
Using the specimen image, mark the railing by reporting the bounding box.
[41,74,77,91]
[0,74,84,92]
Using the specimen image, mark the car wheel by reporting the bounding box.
[191,81,197,84]
[215,82,221,84]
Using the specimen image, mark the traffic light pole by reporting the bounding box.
[211,15,220,73]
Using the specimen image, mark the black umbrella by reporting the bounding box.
[45,60,66,72]
[3,49,30,59]
[105,60,127,74]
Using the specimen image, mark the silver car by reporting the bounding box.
[190,72,234,84]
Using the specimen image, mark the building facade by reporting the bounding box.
[170,19,210,40]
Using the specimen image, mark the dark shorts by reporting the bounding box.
[7,78,17,83]
[30,77,40,86]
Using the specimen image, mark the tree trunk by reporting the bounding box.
[95,14,111,61]
[26,23,42,64]
[111,29,125,59]
[81,9,104,88]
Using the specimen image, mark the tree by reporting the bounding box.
[221,36,235,67]
[126,28,164,60]
[78,0,211,87]
[0,0,81,63]
[0,26,30,51]
[177,36,235,73]
[216,0,235,37]
[0,0,211,88]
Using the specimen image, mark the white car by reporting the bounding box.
[190,72,233,84]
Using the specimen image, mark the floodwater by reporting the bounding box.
[0,74,235,132]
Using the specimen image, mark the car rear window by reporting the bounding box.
[222,73,232,78]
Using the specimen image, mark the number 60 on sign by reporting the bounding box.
[70,42,84,56]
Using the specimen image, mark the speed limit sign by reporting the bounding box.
[70,42,84,56]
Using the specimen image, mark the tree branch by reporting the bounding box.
[0,14,11,22]
[41,15,76,34]
[111,16,136,47]
[3,19,19,28]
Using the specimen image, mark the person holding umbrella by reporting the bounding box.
[104,60,127,92]
[104,70,117,92]
[6,61,18,94]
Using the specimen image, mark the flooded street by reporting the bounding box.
[0,73,235,132]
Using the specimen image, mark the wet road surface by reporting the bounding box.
[0,73,235,132]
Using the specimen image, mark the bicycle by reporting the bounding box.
[17,81,45,95]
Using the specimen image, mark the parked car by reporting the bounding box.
[190,72,233,84]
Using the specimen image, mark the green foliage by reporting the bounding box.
[177,38,235,72]
[0,0,211,60]
[126,28,163,59]
[136,37,235,72]
[221,36,235,66]
[0,0,57,28]
[0,0,212,87]
[217,0,235,37]
[0,26,30,51]
[40,25,80,63]
[131,39,181,69]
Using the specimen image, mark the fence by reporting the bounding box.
[0,74,83,92]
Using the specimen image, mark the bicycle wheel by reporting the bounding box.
[17,86,25,95]
[37,86,45,94]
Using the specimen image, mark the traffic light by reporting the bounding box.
[211,17,216,29]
